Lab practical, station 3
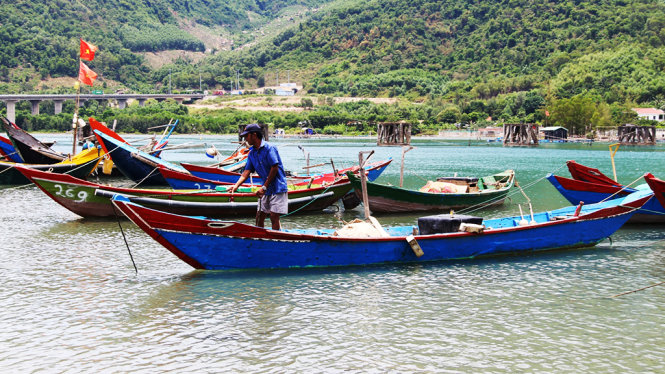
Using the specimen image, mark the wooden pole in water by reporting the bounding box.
[400,145,414,187]
[609,143,620,182]
[358,150,374,219]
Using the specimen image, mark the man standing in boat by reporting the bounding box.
[229,123,288,230]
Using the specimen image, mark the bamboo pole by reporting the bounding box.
[358,150,374,219]
[399,145,414,187]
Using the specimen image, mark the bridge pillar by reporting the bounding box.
[117,99,128,109]
[137,99,146,107]
[29,100,41,116]
[174,98,184,105]
[5,100,17,123]
[53,100,64,114]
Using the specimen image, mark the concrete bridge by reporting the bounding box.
[0,93,204,123]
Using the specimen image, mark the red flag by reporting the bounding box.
[79,61,98,86]
[80,39,97,61]
[545,110,550,117]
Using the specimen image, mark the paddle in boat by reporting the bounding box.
[109,187,652,270]
[17,165,352,218]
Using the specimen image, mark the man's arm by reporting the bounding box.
[257,164,279,197]
[229,169,251,193]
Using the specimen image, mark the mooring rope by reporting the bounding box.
[456,163,568,216]
[596,175,647,203]
[282,178,344,218]
[111,202,138,275]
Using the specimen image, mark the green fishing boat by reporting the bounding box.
[347,170,515,213]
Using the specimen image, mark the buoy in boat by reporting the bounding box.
[518,204,529,226]
[205,146,219,158]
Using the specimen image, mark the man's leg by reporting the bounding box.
[256,210,268,227]
[269,212,281,230]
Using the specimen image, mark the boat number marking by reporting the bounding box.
[53,184,89,202]
[194,183,213,190]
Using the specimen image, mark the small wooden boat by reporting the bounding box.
[162,159,393,190]
[17,165,352,218]
[92,125,188,186]
[110,189,652,270]
[546,171,665,223]
[0,134,23,162]
[566,160,621,186]
[1,149,102,185]
[347,170,515,213]
[181,158,392,186]
[1,117,67,164]
[644,173,665,210]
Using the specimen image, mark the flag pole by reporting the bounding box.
[73,59,80,156]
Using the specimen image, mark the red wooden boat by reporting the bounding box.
[566,160,621,187]
[643,173,665,210]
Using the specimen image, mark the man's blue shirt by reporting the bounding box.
[244,140,288,195]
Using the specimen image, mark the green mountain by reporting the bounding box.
[204,0,665,105]
[3,0,665,112]
[0,0,330,91]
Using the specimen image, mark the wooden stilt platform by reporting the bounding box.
[503,123,539,146]
[618,124,655,145]
[377,121,411,146]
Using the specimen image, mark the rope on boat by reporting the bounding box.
[131,165,161,188]
[111,203,138,275]
[0,150,21,160]
[455,163,568,216]
[597,175,646,203]
[282,177,345,218]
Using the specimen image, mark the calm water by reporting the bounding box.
[1,134,664,372]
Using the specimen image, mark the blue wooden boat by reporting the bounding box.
[0,134,23,162]
[180,158,393,187]
[110,189,651,270]
[93,129,188,186]
[546,172,665,223]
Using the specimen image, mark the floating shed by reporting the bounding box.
[540,126,568,142]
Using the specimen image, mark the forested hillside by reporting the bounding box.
[0,0,329,91]
[3,0,665,133]
[204,0,665,103]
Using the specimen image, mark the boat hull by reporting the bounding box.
[1,158,100,185]
[92,129,186,186]
[111,191,649,270]
[18,166,351,218]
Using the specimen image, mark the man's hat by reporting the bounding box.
[240,123,262,137]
